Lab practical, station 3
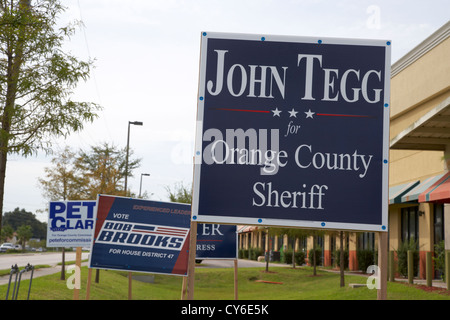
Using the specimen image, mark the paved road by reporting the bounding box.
[0,252,90,286]
[0,251,285,271]
[0,251,90,270]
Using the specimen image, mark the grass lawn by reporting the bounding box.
[1,265,450,300]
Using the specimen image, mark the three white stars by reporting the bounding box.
[272,107,314,119]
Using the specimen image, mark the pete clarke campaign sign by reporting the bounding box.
[89,195,191,275]
[193,32,390,232]
[47,201,96,248]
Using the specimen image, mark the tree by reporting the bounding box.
[0,224,13,242]
[0,0,101,233]
[165,181,192,204]
[38,146,83,201]
[2,207,46,239]
[308,230,325,276]
[339,231,346,287]
[38,146,82,280]
[270,227,325,275]
[268,227,309,271]
[39,143,141,200]
[75,142,141,199]
[16,224,32,248]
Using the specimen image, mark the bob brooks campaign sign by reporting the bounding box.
[89,195,191,276]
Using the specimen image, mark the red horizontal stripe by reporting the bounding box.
[317,113,371,118]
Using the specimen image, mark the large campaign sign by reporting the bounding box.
[89,195,191,276]
[196,224,237,259]
[193,32,390,232]
[47,201,96,247]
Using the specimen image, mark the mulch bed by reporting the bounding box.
[409,284,450,296]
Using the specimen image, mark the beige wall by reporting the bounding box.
[389,36,450,186]
[390,38,450,121]
[389,149,444,186]
[418,202,434,252]
[388,205,402,251]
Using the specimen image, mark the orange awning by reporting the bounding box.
[238,226,259,233]
[419,171,450,203]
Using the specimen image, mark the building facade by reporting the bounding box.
[239,21,450,279]
[389,21,450,279]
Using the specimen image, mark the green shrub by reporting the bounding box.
[333,249,348,269]
[396,239,419,277]
[283,249,306,266]
[248,248,263,260]
[295,251,306,266]
[308,247,322,266]
[357,249,376,273]
[282,249,292,264]
[433,240,446,281]
[238,249,248,259]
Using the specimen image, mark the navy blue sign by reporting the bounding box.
[89,195,191,276]
[196,224,237,259]
[193,32,390,232]
[47,201,96,247]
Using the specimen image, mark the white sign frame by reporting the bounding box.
[192,32,391,232]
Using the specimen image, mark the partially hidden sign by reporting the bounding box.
[196,224,237,259]
[193,32,391,232]
[89,195,191,276]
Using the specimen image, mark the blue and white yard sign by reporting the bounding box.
[47,201,96,247]
[193,32,390,232]
[196,224,237,259]
[89,195,191,276]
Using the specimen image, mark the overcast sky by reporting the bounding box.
[3,0,449,222]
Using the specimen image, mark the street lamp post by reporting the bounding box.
[125,121,143,196]
[124,120,143,300]
[139,173,150,198]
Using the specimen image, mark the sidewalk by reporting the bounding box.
[0,263,87,286]
[392,277,447,289]
[321,267,448,289]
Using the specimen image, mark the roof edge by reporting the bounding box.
[390,96,450,149]
[391,21,450,78]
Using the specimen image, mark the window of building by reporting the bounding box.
[401,206,418,244]
[299,236,307,253]
[330,235,336,265]
[358,232,375,250]
[434,204,444,245]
